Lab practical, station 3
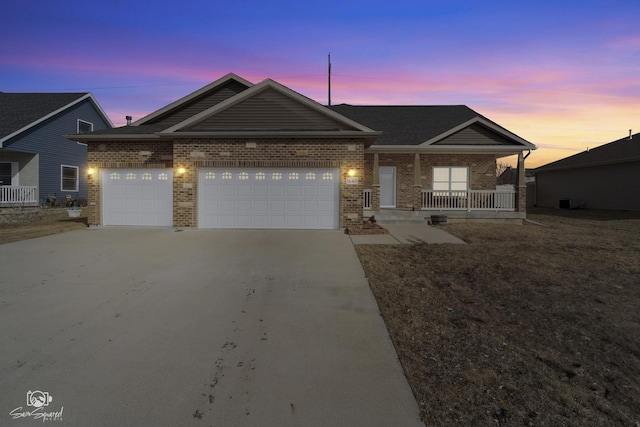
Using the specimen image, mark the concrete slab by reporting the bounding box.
[0,228,423,427]
[351,223,466,245]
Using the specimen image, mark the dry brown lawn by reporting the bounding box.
[0,209,88,245]
[356,208,640,426]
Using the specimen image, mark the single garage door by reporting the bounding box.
[198,168,338,229]
[102,169,173,226]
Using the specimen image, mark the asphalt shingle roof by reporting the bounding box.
[536,132,640,172]
[0,93,88,139]
[328,105,480,145]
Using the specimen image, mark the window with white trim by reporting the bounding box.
[77,119,93,134]
[433,167,468,196]
[61,165,79,191]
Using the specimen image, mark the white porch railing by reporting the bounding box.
[421,189,516,211]
[363,189,372,209]
[0,186,38,205]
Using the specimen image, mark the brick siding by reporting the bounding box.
[364,153,497,210]
[87,138,366,232]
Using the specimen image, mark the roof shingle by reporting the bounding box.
[0,93,88,139]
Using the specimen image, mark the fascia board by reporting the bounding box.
[86,93,114,128]
[1,93,92,147]
[419,117,536,149]
[65,134,161,142]
[164,130,382,139]
[367,144,533,154]
[133,73,254,126]
[161,79,378,134]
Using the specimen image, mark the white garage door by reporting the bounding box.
[198,168,338,229]
[102,169,173,226]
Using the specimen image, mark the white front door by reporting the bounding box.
[198,168,338,229]
[102,169,173,226]
[379,166,396,208]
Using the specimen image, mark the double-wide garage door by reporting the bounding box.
[198,168,339,229]
[102,169,173,226]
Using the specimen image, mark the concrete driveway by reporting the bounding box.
[0,228,423,426]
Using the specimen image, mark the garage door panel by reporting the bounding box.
[198,168,338,229]
[102,169,173,226]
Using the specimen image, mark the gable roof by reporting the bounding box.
[0,93,113,147]
[535,132,640,172]
[72,75,380,143]
[329,105,536,153]
[162,78,376,135]
[134,73,253,126]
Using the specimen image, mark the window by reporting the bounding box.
[126,173,136,180]
[305,172,316,180]
[0,162,15,186]
[433,167,468,195]
[322,172,333,180]
[110,172,120,180]
[141,173,152,181]
[271,172,283,180]
[288,172,299,180]
[61,165,79,191]
[158,173,169,180]
[238,172,249,180]
[222,172,232,180]
[77,120,93,134]
[255,172,266,180]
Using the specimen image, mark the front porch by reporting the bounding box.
[363,188,525,223]
[0,186,38,207]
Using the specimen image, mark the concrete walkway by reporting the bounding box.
[0,228,423,427]
[350,223,466,245]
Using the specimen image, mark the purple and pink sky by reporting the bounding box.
[2,0,639,167]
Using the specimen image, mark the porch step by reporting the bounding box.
[365,210,429,224]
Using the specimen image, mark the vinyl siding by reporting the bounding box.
[147,81,249,125]
[535,161,640,210]
[2,99,110,203]
[434,123,516,145]
[189,88,356,131]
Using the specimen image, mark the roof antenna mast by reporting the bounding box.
[328,53,332,106]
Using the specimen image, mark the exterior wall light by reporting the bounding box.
[87,168,95,176]
[348,169,357,177]
[177,167,187,176]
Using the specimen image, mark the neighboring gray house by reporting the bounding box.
[0,93,112,206]
[534,132,640,210]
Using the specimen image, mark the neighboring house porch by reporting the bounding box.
[0,151,39,206]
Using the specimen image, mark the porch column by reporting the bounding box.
[413,153,422,210]
[372,153,380,210]
[516,152,526,212]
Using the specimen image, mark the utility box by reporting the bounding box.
[559,199,572,209]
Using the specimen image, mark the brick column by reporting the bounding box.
[372,153,380,210]
[412,153,422,210]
